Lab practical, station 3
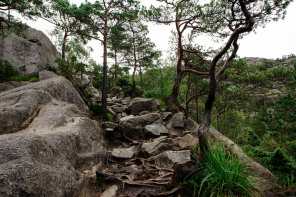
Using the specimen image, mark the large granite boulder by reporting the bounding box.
[0,76,87,135]
[128,98,160,115]
[0,75,106,197]
[0,28,59,76]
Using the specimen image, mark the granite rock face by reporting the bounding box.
[0,28,59,76]
[0,75,106,197]
[0,76,87,135]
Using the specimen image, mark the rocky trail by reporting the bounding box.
[94,87,277,197]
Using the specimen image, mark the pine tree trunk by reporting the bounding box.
[101,13,108,120]
[62,31,68,60]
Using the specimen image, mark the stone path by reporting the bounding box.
[95,93,200,196]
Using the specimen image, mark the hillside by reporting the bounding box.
[1,25,296,196]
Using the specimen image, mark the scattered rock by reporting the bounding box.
[128,98,160,115]
[166,112,185,136]
[100,185,119,197]
[140,136,173,157]
[110,86,122,97]
[174,134,198,149]
[119,113,160,140]
[112,147,135,159]
[112,106,126,113]
[150,150,191,168]
[122,97,131,105]
[144,124,169,136]
[162,112,172,120]
[139,111,149,115]
[104,122,118,129]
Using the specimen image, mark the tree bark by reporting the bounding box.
[62,31,68,60]
[132,30,137,98]
[197,0,255,157]
[114,49,118,82]
[101,11,109,120]
[195,75,199,123]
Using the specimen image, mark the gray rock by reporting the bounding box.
[112,106,126,113]
[149,150,191,168]
[112,147,135,159]
[121,112,127,117]
[167,112,184,128]
[0,102,105,197]
[140,136,173,157]
[107,107,117,116]
[38,70,58,80]
[139,111,149,115]
[144,124,169,136]
[185,117,200,130]
[101,185,119,197]
[110,86,121,97]
[0,76,87,135]
[128,98,160,115]
[104,122,118,129]
[0,28,59,76]
[122,97,131,105]
[0,81,30,92]
[174,134,198,149]
[162,112,172,120]
[166,112,185,136]
[119,113,160,140]
[87,86,101,102]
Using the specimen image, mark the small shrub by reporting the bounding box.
[90,103,101,114]
[107,113,114,122]
[0,58,19,82]
[185,143,256,197]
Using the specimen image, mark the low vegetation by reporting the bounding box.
[185,143,256,197]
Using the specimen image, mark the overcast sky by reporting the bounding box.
[24,0,296,63]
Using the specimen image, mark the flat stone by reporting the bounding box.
[162,112,172,120]
[144,124,169,136]
[112,147,135,159]
[139,111,150,115]
[174,134,198,149]
[105,128,114,132]
[140,136,173,157]
[104,122,118,129]
[121,112,127,117]
[112,106,125,113]
[122,97,131,105]
[101,185,119,197]
[107,107,116,116]
[150,150,191,168]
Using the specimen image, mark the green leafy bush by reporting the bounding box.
[0,58,19,82]
[185,143,256,197]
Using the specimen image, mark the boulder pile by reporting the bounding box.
[98,92,277,196]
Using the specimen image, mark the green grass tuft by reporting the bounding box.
[185,143,257,197]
